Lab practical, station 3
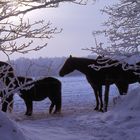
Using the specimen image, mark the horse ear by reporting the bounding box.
[70,55,72,58]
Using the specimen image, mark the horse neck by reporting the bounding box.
[72,58,96,75]
[14,77,33,88]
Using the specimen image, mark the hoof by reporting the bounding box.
[99,108,104,112]
[25,112,32,116]
[103,108,107,112]
[49,110,53,114]
[94,107,99,111]
[53,110,61,114]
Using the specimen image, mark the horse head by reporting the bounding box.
[59,55,75,77]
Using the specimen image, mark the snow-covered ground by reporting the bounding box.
[0,76,140,140]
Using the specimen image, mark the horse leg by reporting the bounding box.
[54,92,62,114]
[87,78,99,110]
[98,86,103,112]
[49,103,55,114]
[92,87,99,111]
[54,100,61,114]
[8,97,14,113]
[104,84,110,112]
[2,101,8,112]
[49,95,61,114]
[24,100,33,116]
[48,96,55,114]
[48,86,62,114]
[2,94,13,112]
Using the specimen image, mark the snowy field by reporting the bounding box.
[1,76,140,140]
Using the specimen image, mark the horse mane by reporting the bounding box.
[70,57,97,65]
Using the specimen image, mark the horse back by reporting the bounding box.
[20,77,61,101]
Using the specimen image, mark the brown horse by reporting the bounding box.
[0,61,16,112]
[16,76,62,116]
[59,55,140,112]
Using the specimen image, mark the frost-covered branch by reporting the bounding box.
[0,0,86,56]
[89,0,140,58]
[0,64,35,112]
[0,0,87,21]
[89,55,140,79]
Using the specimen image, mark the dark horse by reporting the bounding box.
[16,76,62,116]
[59,55,140,112]
[0,61,16,112]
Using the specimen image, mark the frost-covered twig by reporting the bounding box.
[87,0,140,59]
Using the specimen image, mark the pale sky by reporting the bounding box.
[1,0,117,61]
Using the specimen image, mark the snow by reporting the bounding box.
[0,112,26,140]
[0,76,140,140]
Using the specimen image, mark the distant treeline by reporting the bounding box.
[11,57,83,78]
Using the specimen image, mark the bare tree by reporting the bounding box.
[89,0,140,58]
[0,0,87,59]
